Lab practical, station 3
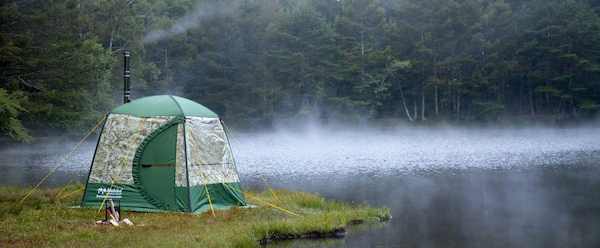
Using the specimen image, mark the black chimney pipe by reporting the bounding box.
[124,51,131,103]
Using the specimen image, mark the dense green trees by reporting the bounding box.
[1,0,599,142]
[1,0,116,139]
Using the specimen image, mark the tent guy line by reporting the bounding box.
[221,120,283,207]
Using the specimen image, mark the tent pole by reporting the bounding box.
[81,115,109,206]
[182,119,193,213]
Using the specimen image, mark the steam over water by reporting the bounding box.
[1,127,599,247]
[0,141,96,187]
[234,127,600,179]
[235,127,600,247]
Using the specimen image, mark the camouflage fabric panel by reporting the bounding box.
[185,117,240,185]
[89,114,174,184]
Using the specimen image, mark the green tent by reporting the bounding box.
[81,95,246,213]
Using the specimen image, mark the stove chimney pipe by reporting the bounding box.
[124,51,131,103]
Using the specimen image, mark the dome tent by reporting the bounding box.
[81,95,246,213]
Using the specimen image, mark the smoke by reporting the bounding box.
[140,1,241,45]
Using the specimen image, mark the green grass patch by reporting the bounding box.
[1,185,390,247]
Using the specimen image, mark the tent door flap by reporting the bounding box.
[136,124,178,209]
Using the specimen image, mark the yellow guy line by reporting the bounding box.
[221,120,283,207]
[55,158,92,200]
[58,187,84,200]
[19,116,107,205]
[185,120,216,217]
[97,117,146,214]
[221,183,301,217]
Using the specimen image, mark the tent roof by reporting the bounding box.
[110,95,218,118]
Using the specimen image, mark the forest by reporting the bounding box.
[2,0,600,142]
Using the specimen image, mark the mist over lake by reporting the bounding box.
[234,126,600,179]
[1,126,599,247]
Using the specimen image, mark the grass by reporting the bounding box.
[0,184,390,247]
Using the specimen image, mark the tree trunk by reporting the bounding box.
[421,83,426,121]
[360,18,365,84]
[77,0,83,39]
[519,78,524,115]
[263,79,268,119]
[109,22,116,51]
[433,39,438,117]
[434,85,439,116]
[448,80,453,119]
[529,78,535,116]
[397,77,413,122]
[164,48,168,72]
[497,80,503,103]
[413,87,418,120]
[559,99,565,117]
[545,64,551,113]
[108,0,117,51]
[456,90,461,121]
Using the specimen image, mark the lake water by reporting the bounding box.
[1,126,599,247]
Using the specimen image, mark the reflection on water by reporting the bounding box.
[1,127,599,247]
[258,168,600,248]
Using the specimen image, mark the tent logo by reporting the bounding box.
[96,187,123,199]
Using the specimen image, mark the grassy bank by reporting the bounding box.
[0,185,390,247]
